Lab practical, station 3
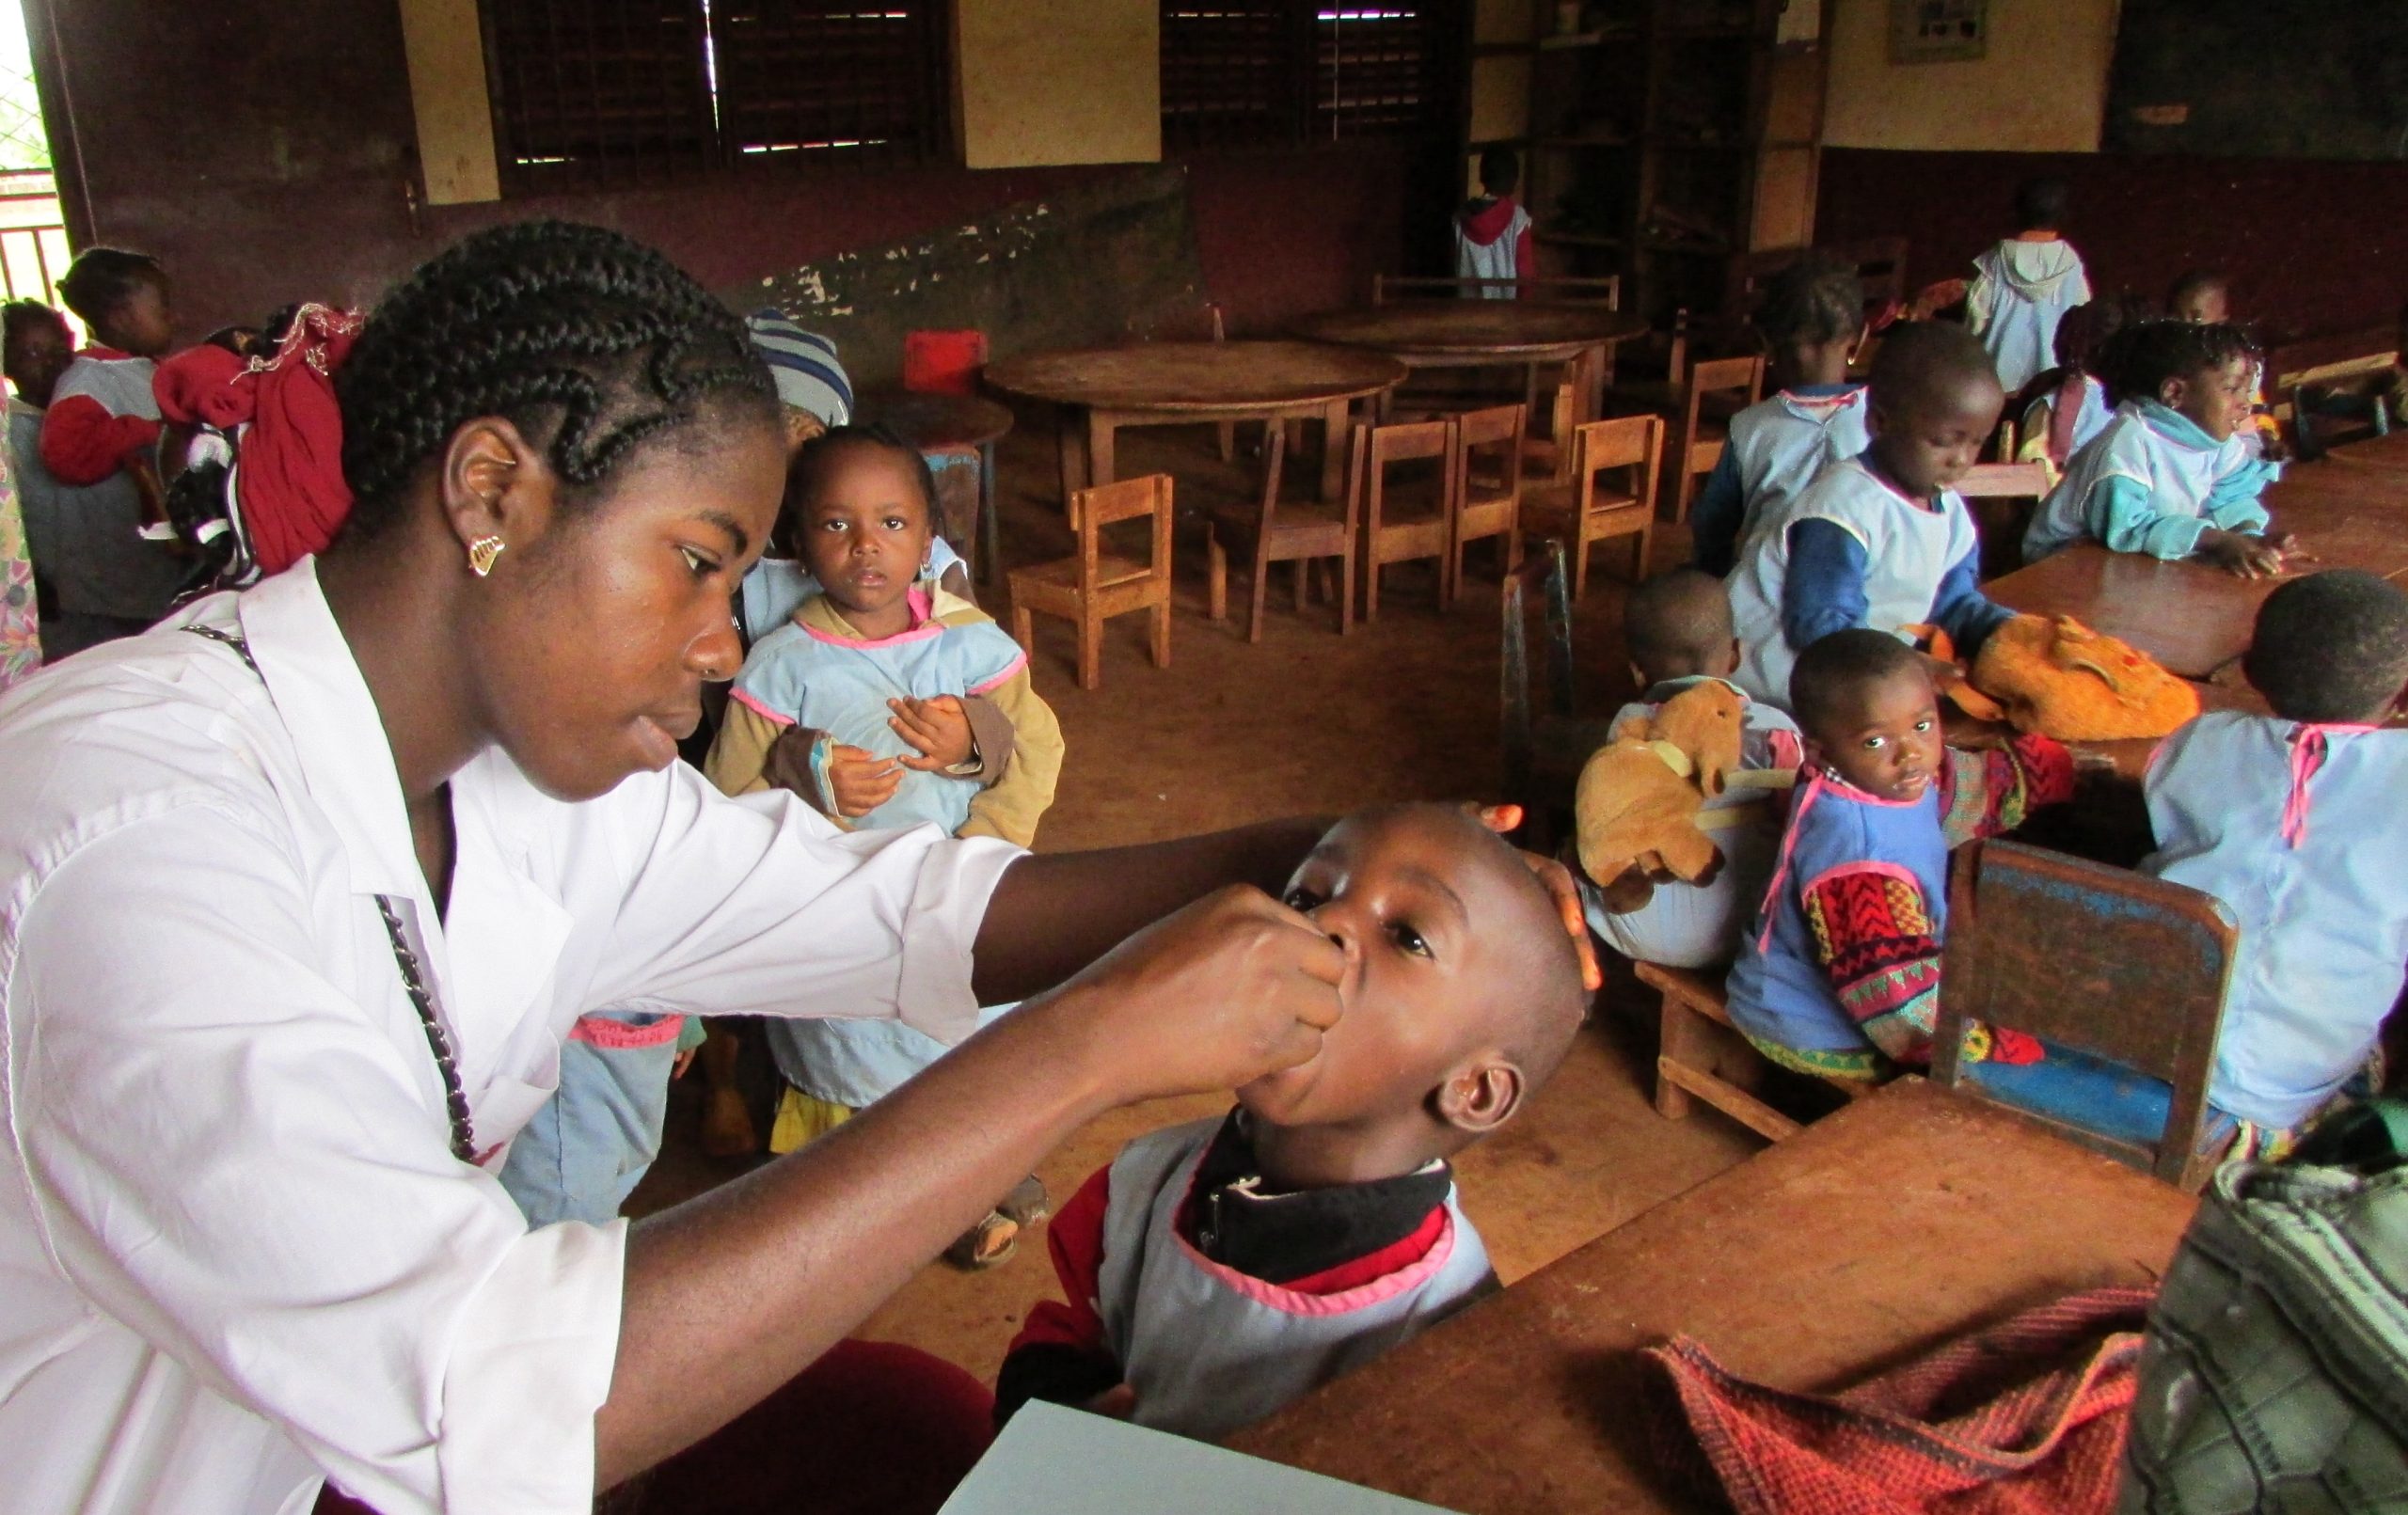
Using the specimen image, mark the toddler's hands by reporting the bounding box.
[826,745,904,817]
[2198,529,2285,578]
[1472,804,1605,993]
[889,695,976,772]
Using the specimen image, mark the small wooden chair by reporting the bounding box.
[1353,418,1461,622]
[1933,840,2240,1191]
[1207,428,1354,641]
[1007,473,1174,692]
[1450,402,1527,593]
[1520,413,1663,600]
[1642,962,1880,1143]
[1671,354,1766,521]
[1956,461,2052,580]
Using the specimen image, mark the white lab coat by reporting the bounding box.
[0,559,1020,1515]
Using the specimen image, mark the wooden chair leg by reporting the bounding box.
[1078,608,1102,692]
[1338,550,1354,636]
[1207,530,1227,623]
[1364,553,1381,623]
[1656,992,1700,1120]
[1011,604,1035,656]
[1570,526,1592,602]
[1292,559,1309,612]
[1249,544,1271,644]
[1216,420,1236,462]
[1149,600,1171,670]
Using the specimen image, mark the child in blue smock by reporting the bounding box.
[1690,251,1870,578]
[1724,630,2078,1080]
[1577,569,1802,968]
[2023,320,2290,573]
[2014,293,2147,483]
[706,426,1065,1264]
[2141,573,2408,1159]
[1725,321,2012,710]
[1966,177,2090,394]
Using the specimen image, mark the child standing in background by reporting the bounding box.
[1725,322,2011,709]
[995,805,1587,1442]
[1966,178,2091,394]
[2022,320,2289,573]
[1578,570,1801,968]
[1724,631,2076,1080]
[2143,573,2408,1159]
[31,251,184,655]
[1453,147,1534,297]
[707,426,1064,1265]
[1690,250,1869,576]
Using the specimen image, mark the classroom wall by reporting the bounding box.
[1821,0,2117,154]
[34,0,1409,347]
[1816,149,2408,340]
[954,0,1161,169]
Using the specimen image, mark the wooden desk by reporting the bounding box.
[858,389,1015,582]
[1230,1080,2195,1515]
[985,341,1405,507]
[1988,470,2408,679]
[1291,304,1652,428]
[2321,429,2408,473]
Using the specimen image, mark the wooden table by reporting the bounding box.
[985,340,1406,507]
[1230,1079,2196,1515]
[1987,464,2408,679]
[858,389,1015,583]
[1290,303,1652,428]
[2321,429,2408,473]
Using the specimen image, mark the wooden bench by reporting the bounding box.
[1639,960,1877,1144]
[2264,323,2398,459]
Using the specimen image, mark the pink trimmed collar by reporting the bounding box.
[797,587,944,650]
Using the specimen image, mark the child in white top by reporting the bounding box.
[1453,148,1533,296]
[1966,177,2091,394]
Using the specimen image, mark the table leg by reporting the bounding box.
[1320,401,1350,504]
[1057,408,1087,512]
[978,440,1000,586]
[1085,409,1118,494]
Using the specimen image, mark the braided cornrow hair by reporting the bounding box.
[2094,319,2260,411]
[336,220,778,541]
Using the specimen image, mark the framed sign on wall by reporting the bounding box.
[1890,0,1987,65]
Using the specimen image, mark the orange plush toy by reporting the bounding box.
[1573,680,1747,905]
[1966,613,2199,740]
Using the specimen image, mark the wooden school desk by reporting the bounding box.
[2321,429,2408,473]
[1289,304,1651,430]
[986,341,1405,508]
[1228,1079,2196,1515]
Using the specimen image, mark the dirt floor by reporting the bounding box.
[628,404,1766,1382]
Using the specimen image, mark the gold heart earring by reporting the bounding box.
[467,535,505,577]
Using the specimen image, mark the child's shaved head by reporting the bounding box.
[2244,571,2408,724]
[1625,568,1738,685]
[1869,321,1998,418]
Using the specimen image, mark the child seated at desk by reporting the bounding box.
[1578,569,1802,968]
[1725,321,2012,710]
[2141,571,2408,1159]
[1690,251,1869,577]
[2165,269,2285,460]
[1725,630,2077,1080]
[993,804,1589,1443]
[2014,292,2145,482]
[2022,320,2289,575]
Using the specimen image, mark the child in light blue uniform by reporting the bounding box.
[1691,251,1870,578]
[1726,322,2012,710]
[2024,321,2289,572]
[708,427,1065,1264]
[1966,178,2090,394]
[2140,573,2408,1159]
[1578,570,1801,968]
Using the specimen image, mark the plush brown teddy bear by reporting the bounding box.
[1573,680,1747,906]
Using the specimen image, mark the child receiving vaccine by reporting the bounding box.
[1689,251,1869,577]
[1725,321,2012,710]
[2142,572,2408,1159]
[993,804,1589,1442]
[1724,630,2079,1080]
[2022,320,2289,574]
[708,425,1064,1263]
[1579,570,1802,968]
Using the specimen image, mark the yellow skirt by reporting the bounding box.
[768,1088,858,1154]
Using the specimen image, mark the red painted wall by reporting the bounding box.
[39,0,1411,349]
[1817,148,2408,341]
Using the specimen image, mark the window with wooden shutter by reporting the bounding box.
[481,0,951,190]
[1160,2,1460,151]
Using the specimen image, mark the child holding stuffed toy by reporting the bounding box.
[705,425,1065,1264]
[1690,252,1869,577]
[1726,321,2014,710]
[1577,570,1803,968]
[2139,572,2408,1160]
[2022,320,2289,574]
[994,805,1588,1443]
[1724,630,2080,1080]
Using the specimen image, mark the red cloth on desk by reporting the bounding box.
[153,305,360,574]
[1640,1286,2150,1515]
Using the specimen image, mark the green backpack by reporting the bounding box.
[2121,1100,2408,1511]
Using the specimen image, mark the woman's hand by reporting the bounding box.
[826,746,904,816]
[1033,885,1346,1105]
[1473,804,1605,992]
[889,695,975,772]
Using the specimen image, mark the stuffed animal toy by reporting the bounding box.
[1969,613,2199,741]
[1574,680,1747,903]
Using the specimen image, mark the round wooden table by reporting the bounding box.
[858,389,1015,582]
[985,340,1407,505]
[1290,302,1651,429]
